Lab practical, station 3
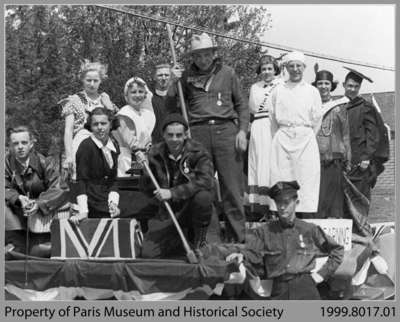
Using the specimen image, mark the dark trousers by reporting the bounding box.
[271,274,321,300]
[191,121,246,242]
[5,230,51,257]
[347,165,375,202]
[141,190,212,258]
[317,159,345,218]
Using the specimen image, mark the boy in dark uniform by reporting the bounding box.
[225,181,344,300]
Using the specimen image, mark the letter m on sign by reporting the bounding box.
[50,218,143,260]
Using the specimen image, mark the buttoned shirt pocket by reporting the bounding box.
[264,249,284,277]
[291,237,318,273]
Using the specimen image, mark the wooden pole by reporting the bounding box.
[138,154,198,264]
[166,24,191,138]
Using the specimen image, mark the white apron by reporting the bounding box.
[270,126,320,212]
[115,105,155,177]
[269,80,322,212]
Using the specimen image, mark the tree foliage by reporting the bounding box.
[6,5,272,154]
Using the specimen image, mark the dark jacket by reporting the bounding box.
[76,137,120,215]
[151,93,168,144]
[166,59,249,132]
[5,151,68,229]
[317,101,351,165]
[346,96,380,165]
[240,219,344,280]
[201,219,344,282]
[141,139,214,201]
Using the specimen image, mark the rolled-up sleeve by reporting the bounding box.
[312,226,344,280]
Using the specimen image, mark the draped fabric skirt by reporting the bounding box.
[248,117,273,208]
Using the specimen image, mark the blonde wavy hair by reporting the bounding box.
[79,59,108,81]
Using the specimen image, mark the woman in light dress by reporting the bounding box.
[113,77,156,177]
[248,55,282,215]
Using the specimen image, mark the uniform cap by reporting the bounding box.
[268,181,300,201]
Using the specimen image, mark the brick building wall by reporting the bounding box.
[370,140,395,222]
[374,140,395,190]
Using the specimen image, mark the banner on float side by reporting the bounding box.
[303,219,352,251]
[51,218,143,260]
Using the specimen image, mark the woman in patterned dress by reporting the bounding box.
[60,60,118,180]
[247,55,282,215]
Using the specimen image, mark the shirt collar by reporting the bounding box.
[286,79,306,86]
[155,89,168,97]
[90,135,117,153]
[168,153,182,161]
[13,152,41,174]
[16,157,30,170]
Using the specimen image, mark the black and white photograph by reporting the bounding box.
[3,3,396,308]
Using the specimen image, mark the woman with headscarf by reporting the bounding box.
[247,55,282,215]
[60,60,118,180]
[113,77,156,177]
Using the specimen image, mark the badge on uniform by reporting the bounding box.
[299,234,306,248]
[217,92,222,106]
[183,161,190,174]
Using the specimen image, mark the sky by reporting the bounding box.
[259,4,395,95]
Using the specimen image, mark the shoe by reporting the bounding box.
[193,226,208,250]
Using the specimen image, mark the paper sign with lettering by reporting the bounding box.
[304,219,352,251]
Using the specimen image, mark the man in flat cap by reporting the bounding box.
[342,67,389,203]
[151,62,172,144]
[269,51,322,218]
[137,113,215,258]
[312,69,351,218]
[224,180,344,300]
[166,33,249,243]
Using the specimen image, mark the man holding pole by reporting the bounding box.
[138,114,214,259]
[166,32,249,243]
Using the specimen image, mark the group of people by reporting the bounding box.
[5,32,388,299]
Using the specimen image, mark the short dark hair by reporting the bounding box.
[87,107,114,128]
[8,125,34,140]
[154,62,171,73]
[344,72,362,84]
[256,55,280,75]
